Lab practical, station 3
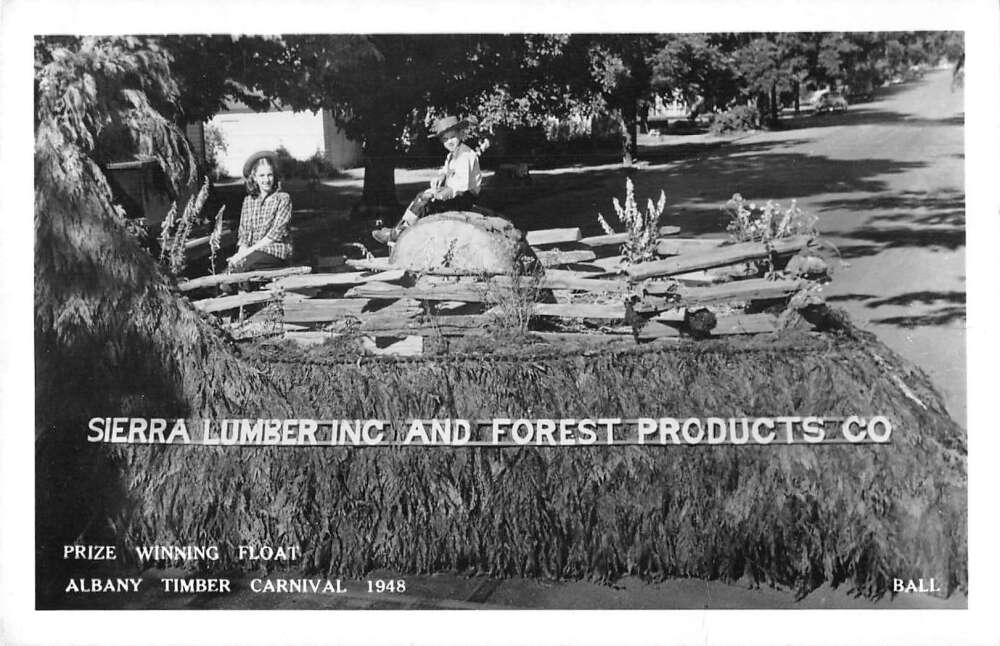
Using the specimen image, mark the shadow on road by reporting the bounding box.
[471,144,932,235]
[821,189,965,258]
[867,290,966,327]
[824,291,965,329]
[779,109,964,131]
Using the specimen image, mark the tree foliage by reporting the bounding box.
[78,31,962,213]
[263,34,592,211]
[650,31,960,125]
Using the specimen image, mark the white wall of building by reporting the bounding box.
[208,108,362,177]
[322,111,363,170]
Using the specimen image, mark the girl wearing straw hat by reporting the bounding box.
[227,150,294,271]
[372,115,484,244]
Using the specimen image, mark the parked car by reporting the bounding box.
[847,89,875,103]
[904,65,926,82]
[815,92,849,114]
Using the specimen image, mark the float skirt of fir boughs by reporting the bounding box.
[111,330,966,600]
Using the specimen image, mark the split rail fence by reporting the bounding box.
[179,225,827,356]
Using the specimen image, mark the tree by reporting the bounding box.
[262,35,579,216]
[650,33,740,117]
[583,34,661,163]
[34,36,291,602]
[158,35,300,123]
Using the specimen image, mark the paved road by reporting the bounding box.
[762,70,965,425]
[624,69,964,424]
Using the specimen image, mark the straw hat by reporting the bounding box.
[428,115,474,138]
[242,150,279,177]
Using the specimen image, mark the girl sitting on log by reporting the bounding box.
[372,116,485,244]
[227,151,294,271]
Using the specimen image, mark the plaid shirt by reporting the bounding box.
[237,191,293,260]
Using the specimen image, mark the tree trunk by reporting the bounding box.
[357,124,401,219]
[794,80,801,114]
[755,93,768,128]
[620,95,639,164]
[770,83,779,125]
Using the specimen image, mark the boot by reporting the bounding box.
[372,227,401,244]
[372,210,419,244]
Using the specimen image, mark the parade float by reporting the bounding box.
[34,38,966,607]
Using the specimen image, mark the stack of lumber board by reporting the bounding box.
[182,225,825,355]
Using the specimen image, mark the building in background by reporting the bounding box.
[207,102,362,177]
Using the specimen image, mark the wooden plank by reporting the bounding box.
[525,227,581,246]
[714,313,780,335]
[531,331,634,344]
[282,331,334,347]
[362,336,424,356]
[578,225,681,247]
[671,263,761,285]
[532,303,625,319]
[640,277,804,306]
[489,269,622,293]
[425,267,508,276]
[192,291,276,313]
[185,226,232,250]
[539,269,626,293]
[283,332,424,356]
[359,317,492,336]
[281,298,371,324]
[535,249,598,267]
[655,237,728,257]
[184,228,234,260]
[367,297,422,313]
[655,307,687,322]
[344,308,502,334]
[345,257,395,272]
[680,277,803,304]
[671,270,727,286]
[315,255,346,270]
[272,271,367,290]
[346,281,497,303]
[179,266,312,292]
[331,309,422,331]
[272,269,406,292]
[626,236,811,280]
[347,258,512,277]
[587,255,625,273]
[636,313,778,338]
[636,321,683,339]
[374,325,487,337]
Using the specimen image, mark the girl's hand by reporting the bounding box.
[227,249,247,267]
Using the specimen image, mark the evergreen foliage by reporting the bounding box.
[33,36,292,602]
[109,332,967,601]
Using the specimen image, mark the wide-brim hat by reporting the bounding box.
[428,115,474,138]
[243,150,279,177]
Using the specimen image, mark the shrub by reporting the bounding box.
[709,105,761,134]
[723,193,818,244]
[204,124,228,180]
[543,114,592,142]
[597,177,666,265]
[274,146,341,181]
